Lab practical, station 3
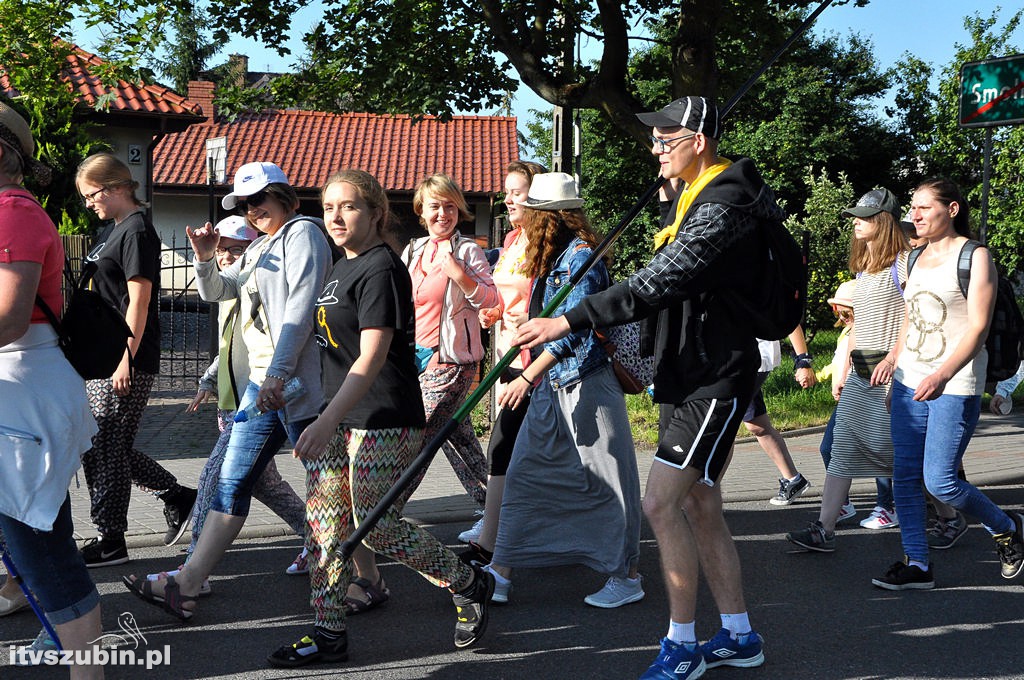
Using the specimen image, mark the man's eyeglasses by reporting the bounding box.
[649,133,697,153]
[81,186,108,204]
[237,190,270,211]
[215,245,247,257]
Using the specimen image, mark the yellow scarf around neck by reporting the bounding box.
[653,159,732,250]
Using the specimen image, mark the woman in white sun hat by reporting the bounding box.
[484,172,643,609]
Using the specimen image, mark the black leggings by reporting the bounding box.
[487,395,531,476]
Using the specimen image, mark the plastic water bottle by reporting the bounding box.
[234,377,306,423]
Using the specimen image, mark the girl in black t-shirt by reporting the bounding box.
[75,152,195,566]
[267,170,493,668]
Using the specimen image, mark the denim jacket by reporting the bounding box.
[538,238,611,390]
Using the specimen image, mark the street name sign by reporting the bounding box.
[959,53,1024,128]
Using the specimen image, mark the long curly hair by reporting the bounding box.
[521,207,607,279]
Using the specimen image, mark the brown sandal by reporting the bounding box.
[342,576,389,615]
[123,574,196,621]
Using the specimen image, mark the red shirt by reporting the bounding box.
[0,188,64,324]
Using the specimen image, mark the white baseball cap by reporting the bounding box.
[214,215,258,242]
[222,161,289,210]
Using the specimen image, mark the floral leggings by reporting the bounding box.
[400,362,487,507]
[306,425,472,630]
[187,409,307,554]
[81,371,181,537]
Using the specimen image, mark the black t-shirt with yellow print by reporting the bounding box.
[315,243,425,429]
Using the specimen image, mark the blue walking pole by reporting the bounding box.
[1,548,63,652]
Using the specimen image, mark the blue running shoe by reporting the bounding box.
[640,637,706,679]
[701,628,765,669]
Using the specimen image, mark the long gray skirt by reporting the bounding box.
[492,363,641,577]
[827,373,894,478]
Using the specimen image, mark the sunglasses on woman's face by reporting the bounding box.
[238,190,270,211]
[833,307,853,322]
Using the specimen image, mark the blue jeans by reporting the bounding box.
[890,380,1014,563]
[0,496,99,624]
[210,382,313,517]
[819,407,893,510]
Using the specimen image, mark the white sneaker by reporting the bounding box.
[458,517,485,544]
[584,575,645,609]
[860,506,899,530]
[286,547,309,575]
[837,502,857,523]
[483,564,512,604]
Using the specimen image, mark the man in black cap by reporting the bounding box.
[515,96,783,679]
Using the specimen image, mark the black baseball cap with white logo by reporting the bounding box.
[637,96,721,139]
[841,188,900,220]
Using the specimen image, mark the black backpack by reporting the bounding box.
[906,240,1024,383]
[36,260,134,380]
[724,217,808,340]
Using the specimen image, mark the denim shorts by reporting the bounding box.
[0,495,100,624]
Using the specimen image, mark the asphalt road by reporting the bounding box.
[4,487,1024,680]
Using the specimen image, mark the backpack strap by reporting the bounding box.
[956,240,980,299]
[906,245,925,277]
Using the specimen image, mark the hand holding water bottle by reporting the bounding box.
[234,377,306,422]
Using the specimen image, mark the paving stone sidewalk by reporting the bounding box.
[69,390,1024,548]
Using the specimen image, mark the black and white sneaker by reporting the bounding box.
[81,535,129,568]
[161,486,197,546]
[452,566,495,648]
[769,476,810,506]
[994,512,1024,579]
[871,559,934,590]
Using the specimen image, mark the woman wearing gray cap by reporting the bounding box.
[787,187,908,554]
[0,101,104,678]
[123,162,332,621]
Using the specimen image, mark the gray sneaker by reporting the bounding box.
[927,512,968,550]
[786,520,835,552]
[770,476,810,506]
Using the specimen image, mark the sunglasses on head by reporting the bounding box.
[237,190,270,211]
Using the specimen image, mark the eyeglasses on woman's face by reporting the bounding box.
[81,186,109,205]
[215,245,246,257]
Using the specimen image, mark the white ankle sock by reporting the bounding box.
[667,620,696,645]
[908,559,929,572]
[721,612,751,638]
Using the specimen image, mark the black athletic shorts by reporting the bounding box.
[655,397,746,486]
[742,371,770,423]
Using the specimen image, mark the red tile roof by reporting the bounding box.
[64,47,205,118]
[2,44,205,122]
[153,109,519,194]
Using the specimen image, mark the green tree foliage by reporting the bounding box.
[192,0,866,139]
[0,0,111,234]
[891,9,1024,275]
[784,169,855,334]
[150,2,219,94]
